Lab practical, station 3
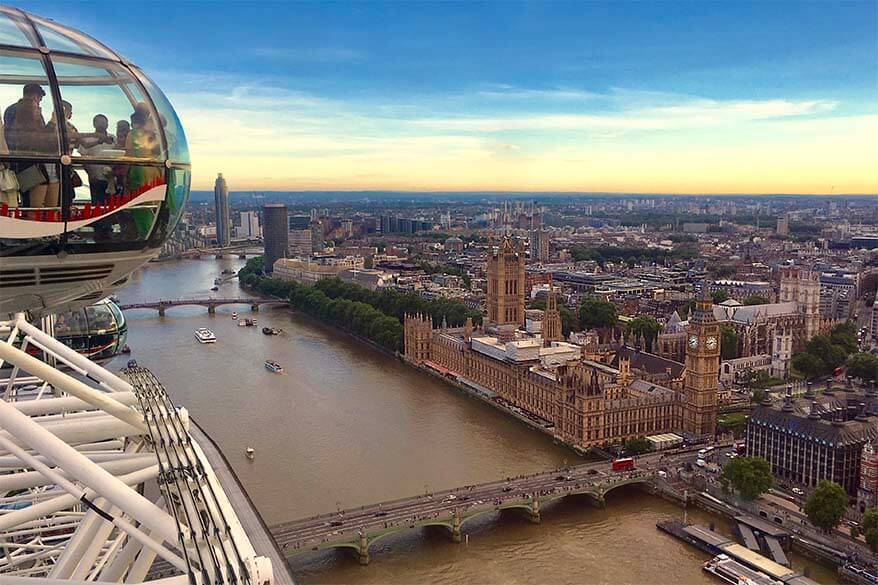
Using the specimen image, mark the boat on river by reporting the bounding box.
[262,327,283,335]
[264,360,283,373]
[194,328,217,344]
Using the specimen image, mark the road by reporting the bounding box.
[271,445,704,555]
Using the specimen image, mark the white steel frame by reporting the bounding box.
[0,314,273,584]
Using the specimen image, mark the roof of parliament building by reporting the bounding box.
[750,383,878,446]
[611,345,686,379]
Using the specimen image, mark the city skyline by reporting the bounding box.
[19,1,878,194]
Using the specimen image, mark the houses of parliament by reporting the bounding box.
[404,238,719,452]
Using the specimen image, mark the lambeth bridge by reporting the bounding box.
[119,297,288,316]
[268,449,696,565]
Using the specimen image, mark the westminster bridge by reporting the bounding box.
[269,447,702,565]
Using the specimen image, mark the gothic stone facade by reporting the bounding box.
[405,315,717,451]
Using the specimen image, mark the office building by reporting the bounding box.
[263,203,288,272]
[237,210,260,239]
[529,229,550,263]
[777,214,790,236]
[749,383,878,496]
[288,229,313,258]
[214,173,231,246]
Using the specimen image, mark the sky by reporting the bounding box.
[19,1,878,194]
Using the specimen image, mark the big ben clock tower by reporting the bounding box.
[683,290,720,437]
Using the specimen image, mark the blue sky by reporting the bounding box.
[20,1,878,193]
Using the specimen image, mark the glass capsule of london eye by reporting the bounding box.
[0,7,190,316]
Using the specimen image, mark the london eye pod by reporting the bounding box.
[0,6,191,317]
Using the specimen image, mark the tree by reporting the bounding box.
[579,299,618,335]
[830,322,859,355]
[743,296,769,305]
[751,388,766,403]
[861,507,878,551]
[711,289,730,304]
[624,437,652,456]
[804,481,848,532]
[792,352,826,380]
[625,315,661,351]
[848,352,878,382]
[559,306,580,336]
[806,335,847,371]
[720,456,773,500]
[720,325,740,360]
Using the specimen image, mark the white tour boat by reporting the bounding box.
[194,328,217,344]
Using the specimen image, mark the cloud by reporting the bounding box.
[477,86,601,100]
[247,47,367,63]
[158,75,873,193]
[409,98,838,133]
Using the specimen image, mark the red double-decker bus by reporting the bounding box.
[611,458,635,472]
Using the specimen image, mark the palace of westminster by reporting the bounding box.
[404,238,723,452]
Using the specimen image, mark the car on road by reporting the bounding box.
[555,475,566,481]
[329,520,343,527]
[791,487,805,495]
[587,469,598,475]
[374,511,388,517]
[503,486,513,492]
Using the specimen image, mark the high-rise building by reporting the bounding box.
[529,229,549,263]
[288,229,313,258]
[213,173,231,246]
[683,290,720,437]
[776,214,790,236]
[263,204,288,272]
[289,215,311,230]
[237,210,260,239]
[310,221,324,253]
[486,238,526,327]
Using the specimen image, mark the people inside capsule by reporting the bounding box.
[49,100,82,206]
[125,106,161,191]
[6,84,59,209]
[79,114,116,204]
[115,119,130,149]
[0,88,168,236]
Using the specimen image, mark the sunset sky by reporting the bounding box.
[21,1,878,194]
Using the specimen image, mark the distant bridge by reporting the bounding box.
[180,242,264,259]
[119,298,288,316]
[268,449,695,566]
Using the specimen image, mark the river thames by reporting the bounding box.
[113,257,833,584]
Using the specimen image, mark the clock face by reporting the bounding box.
[706,336,718,350]
[688,335,699,349]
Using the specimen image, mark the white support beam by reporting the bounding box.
[0,456,156,491]
[0,342,145,433]
[0,400,178,542]
[0,577,190,585]
[0,465,158,532]
[11,391,137,417]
